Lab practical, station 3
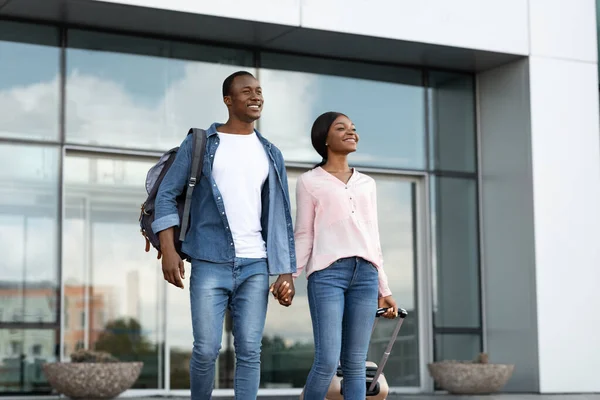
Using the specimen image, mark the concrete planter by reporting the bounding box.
[42,361,143,399]
[427,360,514,395]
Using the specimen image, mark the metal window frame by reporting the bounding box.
[474,73,488,354]
[57,21,67,364]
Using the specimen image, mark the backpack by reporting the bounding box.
[139,128,207,261]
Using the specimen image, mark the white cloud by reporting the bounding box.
[0,76,60,140]
[65,71,161,147]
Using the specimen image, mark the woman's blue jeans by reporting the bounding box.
[303,257,379,400]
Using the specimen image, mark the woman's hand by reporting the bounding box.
[378,295,398,319]
[270,274,295,307]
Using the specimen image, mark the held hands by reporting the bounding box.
[270,273,295,307]
[378,295,398,319]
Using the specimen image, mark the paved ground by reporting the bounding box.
[234,396,600,400]
[134,394,600,400]
[3,396,570,399]
[393,396,600,400]
[219,395,598,400]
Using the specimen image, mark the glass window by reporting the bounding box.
[431,177,481,329]
[434,333,481,362]
[258,53,426,169]
[0,144,60,324]
[0,329,57,393]
[65,30,254,151]
[62,153,164,389]
[11,341,23,355]
[0,21,60,141]
[427,71,476,173]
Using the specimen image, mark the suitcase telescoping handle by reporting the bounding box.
[369,307,408,393]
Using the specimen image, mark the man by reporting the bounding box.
[152,71,296,399]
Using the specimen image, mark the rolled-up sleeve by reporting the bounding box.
[152,214,181,234]
[151,134,193,234]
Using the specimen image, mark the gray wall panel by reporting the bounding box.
[477,59,539,392]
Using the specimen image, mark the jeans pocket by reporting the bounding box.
[360,260,379,282]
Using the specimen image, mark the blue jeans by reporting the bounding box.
[303,257,379,400]
[189,257,269,400]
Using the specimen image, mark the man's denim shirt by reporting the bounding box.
[151,122,297,276]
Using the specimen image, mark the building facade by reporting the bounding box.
[0,0,599,396]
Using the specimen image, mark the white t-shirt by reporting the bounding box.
[212,131,269,258]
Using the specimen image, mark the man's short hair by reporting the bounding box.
[222,71,255,97]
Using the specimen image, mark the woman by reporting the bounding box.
[291,111,397,399]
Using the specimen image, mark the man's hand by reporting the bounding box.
[270,274,295,307]
[378,295,398,319]
[159,229,185,289]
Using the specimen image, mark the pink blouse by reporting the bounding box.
[292,167,392,297]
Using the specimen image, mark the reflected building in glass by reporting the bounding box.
[0,0,599,396]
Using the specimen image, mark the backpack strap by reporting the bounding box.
[179,128,207,242]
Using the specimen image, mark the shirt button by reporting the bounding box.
[230,243,233,246]
[210,154,214,158]
[222,212,225,215]
[218,197,221,200]
[226,227,229,230]
[213,184,216,187]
